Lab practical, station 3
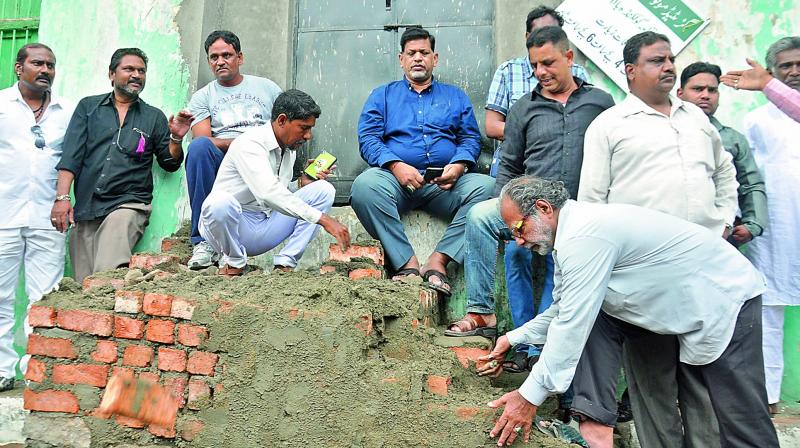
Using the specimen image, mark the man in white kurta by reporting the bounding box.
[742,36,800,411]
[482,176,777,448]
[0,44,73,390]
[199,89,350,276]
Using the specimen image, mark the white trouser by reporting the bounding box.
[0,227,65,377]
[762,304,785,404]
[199,181,335,269]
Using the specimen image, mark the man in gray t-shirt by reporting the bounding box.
[185,30,282,269]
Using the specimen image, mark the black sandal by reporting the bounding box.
[422,270,452,296]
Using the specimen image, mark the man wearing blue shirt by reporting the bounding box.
[351,27,494,293]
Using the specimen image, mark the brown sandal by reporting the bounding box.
[444,313,497,337]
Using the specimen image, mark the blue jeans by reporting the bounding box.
[464,198,555,356]
[185,137,225,245]
[350,168,494,270]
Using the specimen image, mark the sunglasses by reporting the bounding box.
[511,215,529,238]
[31,125,46,149]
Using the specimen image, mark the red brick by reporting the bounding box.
[28,305,56,327]
[449,347,491,369]
[160,237,184,253]
[349,268,383,280]
[25,358,47,382]
[27,334,76,359]
[419,287,437,312]
[123,345,154,367]
[114,316,145,339]
[187,379,210,410]
[91,340,118,363]
[329,243,384,265]
[143,293,173,316]
[177,324,208,347]
[381,377,399,384]
[454,406,492,421]
[164,376,187,408]
[186,351,218,376]
[355,314,373,336]
[170,296,196,320]
[116,415,146,428]
[148,423,176,438]
[139,371,160,384]
[56,309,113,336]
[112,366,134,379]
[425,375,451,397]
[320,265,337,274]
[52,364,109,387]
[180,419,205,441]
[82,277,124,291]
[158,347,187,372]
[114,290,144,314]
[146,319,175,344]
[23,388,79,413]
[129,254,180,270]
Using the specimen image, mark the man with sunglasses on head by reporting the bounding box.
[51,48,193,283]
[184,30,282,270]
[0,43,74,392]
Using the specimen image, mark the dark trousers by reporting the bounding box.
[185,137,224,245]
[572,297,778,448]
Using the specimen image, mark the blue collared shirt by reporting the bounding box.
[486,55,589,116]
[358,77,482,170]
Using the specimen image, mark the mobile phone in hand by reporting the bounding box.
[423,166,444,182]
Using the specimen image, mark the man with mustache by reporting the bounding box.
[198,89,350,276]
[740,36,800,415]
[677,62,768,247]
[352,27,494,291]
[184,30,282,271]
[0,43,74,392]
[481,176,777,448]
[577,32,738,447]
[51,48,193,282]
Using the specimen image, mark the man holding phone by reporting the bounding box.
[351,27,494,294]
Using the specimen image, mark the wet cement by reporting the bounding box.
[35,268,572,448]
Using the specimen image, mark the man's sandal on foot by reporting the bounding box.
[391,267,420,281]
[422,269,452,296]
[444,313,496,337]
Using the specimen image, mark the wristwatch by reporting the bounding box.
[55,194,71,202]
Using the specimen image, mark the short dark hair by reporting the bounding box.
[526,6,564,33]
[271,89,321,121]
[16,43,54,65]
[680,62,721,87]
[623,31,670,65]
[526,26,569,52]
[400,27,435,52]
[204,30,241,55]
[109,48,148,72]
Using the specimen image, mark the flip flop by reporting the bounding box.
[444,313,497,337]
[422,269,452,296]
[391,267,421,280]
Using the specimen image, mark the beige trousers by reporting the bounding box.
[69,203,151,282]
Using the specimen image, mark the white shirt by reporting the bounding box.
[743,102,800,306]
[578,94,738,234]
[506,200,765,406]
[0,83,74,229]
[211,124,322,224]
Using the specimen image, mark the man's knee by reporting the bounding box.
[201,192,240,223]
[350,168,394,208]
[186,137,220,167]
[303,180,336,210]
[466,198,500,227]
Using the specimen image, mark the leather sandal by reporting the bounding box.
[444,313,496,337]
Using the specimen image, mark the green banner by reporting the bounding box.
[638,0,704,40]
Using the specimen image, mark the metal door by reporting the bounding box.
[0,0,40,88]
[295,0,494,204]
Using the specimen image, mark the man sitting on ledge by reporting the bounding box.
[351,27,494,294]
[199,89,350,276]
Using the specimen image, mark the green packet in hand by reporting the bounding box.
[304,151,337,179]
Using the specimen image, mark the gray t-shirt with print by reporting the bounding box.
[188,74,282,139]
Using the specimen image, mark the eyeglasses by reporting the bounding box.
[511,215,529,238]
[31,125,46,149]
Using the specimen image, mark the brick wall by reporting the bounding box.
[24,283,218,444]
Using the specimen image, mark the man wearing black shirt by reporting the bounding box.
[51,48,192,281]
